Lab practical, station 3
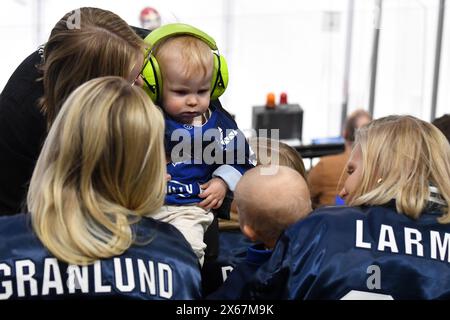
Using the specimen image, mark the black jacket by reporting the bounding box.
[0,50,46,214]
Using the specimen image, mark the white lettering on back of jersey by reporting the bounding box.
[114,258,135,292]
[377,224,399,253]
[0,258,178,299]
[94,260,111,293]
[158,263,173,299]
[430,231,450,262]
[355,220,450,263]
[137,259,156,295]
[67,264,89,293]
[341,290,393,300]
[42,258,63,295]
[0,263,12,299]
[355,220,371,249]
[404,227,424,257]
[221,266,234,282]
[16,259,38,297]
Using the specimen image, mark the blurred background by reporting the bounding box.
[0,0,448,144]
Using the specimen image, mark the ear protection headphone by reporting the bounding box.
[141,23,229,103]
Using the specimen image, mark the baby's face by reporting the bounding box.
[161,60,212,124]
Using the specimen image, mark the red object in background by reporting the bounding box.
[280,92,288,104]
[266,92,276,109]
[140,7,161,31]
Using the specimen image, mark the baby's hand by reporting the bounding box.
[198,178,228,210]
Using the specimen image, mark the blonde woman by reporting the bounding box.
[223,115,450,299]
[0,77,202,299]
[0,7,146,215]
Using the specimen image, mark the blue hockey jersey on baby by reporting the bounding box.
[164,103,255,205]
[0,213,202,300]
[221,204,450,300]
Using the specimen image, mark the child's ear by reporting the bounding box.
[242,224,257,242]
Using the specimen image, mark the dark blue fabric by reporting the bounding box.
[164,102,255,205]
[207,243,272,300]
[201,230,252,296]
[218,205,450,300]
[246,243,273,265]
[0,213,202,300]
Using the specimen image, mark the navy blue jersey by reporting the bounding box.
[230,204,450,300]
[0,214,202,300]
[201,230,253,296]
[207,243,272,300]
[164,103,255,205]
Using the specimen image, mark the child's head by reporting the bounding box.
[153,36,213,124]
[234,165,312,249]
[249,137,307,179]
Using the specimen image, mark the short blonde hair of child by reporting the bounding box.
[235,165,311,246]
[154,35,213,81]
[249,137,307,179]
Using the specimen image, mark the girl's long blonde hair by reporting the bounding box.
[348,115,450,223]
[28,77,166,265]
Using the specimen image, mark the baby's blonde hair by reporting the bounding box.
[235,165,311,247]
[348,115,450,223]
[28,76,166,265]
[249,137,307,179]
[154,35,213,81]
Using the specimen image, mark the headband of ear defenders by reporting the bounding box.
[145,23,218,50]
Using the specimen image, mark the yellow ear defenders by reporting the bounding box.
[140,23,229,103]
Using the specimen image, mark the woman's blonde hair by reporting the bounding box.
[154,35,213,81]
[28,77,166,265]
[348,115,450,223]
[40,7,145,127]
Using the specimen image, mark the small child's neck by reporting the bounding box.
[190,109,211,127]
[191,115,204,126]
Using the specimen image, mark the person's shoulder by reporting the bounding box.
[284,205,368,239]
[313,204,366,216]
[0,213,30,234]
[136,216,196,251]
[0,50,43,109]
[0,213,42,255]
[292,204,408,236]
[210,100,237,126]
[137,216,184,238]
[3,50,42,86]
